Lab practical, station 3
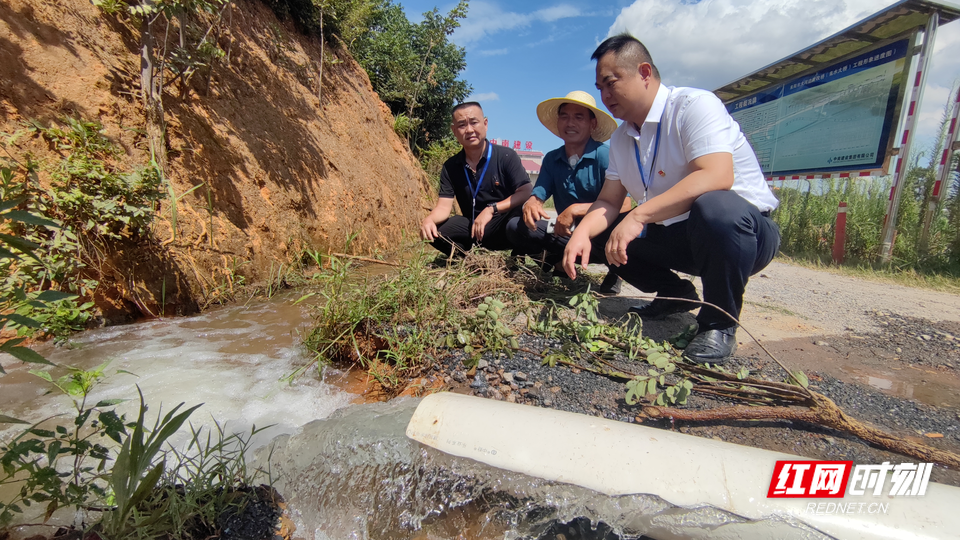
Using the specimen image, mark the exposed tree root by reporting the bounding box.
[643,389,960,470]
[329,253,403,267]
[615,293,960,469]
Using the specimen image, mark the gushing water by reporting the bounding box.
[262,400,832,540]
[3,296,833,539]
[0,294,351,448]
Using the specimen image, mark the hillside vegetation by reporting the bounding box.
[1,0,434,324]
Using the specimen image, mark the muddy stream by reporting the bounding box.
[0,290,846,540]
[6,258,960,540]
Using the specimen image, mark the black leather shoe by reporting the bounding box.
[543,253,564,275]
[683,328,738,363]
[597,272,621,295]
[628,290,699,319]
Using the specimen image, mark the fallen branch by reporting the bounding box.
[597,335,652,359]
[599,295,958,468]
[693,385,793,404]
[579,343,640,379]
[625,293,812,394]
[328,253,403,267]
[514,347,634,380]
[643,390,960,470]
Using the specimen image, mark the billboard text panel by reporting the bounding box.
[728,39,909,177]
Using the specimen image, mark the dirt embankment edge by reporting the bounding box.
[0,0,433,321]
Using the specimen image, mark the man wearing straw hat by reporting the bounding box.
[562,34,780,363]
[420,102,533,257]
[505,91,627,294]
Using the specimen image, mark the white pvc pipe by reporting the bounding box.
[406,392,960,540]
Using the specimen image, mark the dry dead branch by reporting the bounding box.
[643,389,960,470]
[618,294,960,470]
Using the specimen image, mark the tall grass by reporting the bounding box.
[296,248,459,385]
[772,175,959,277]
[295,247,533,392]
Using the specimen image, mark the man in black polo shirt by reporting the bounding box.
[420,102,533,256]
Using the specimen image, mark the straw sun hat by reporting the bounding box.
[536,91,618,143]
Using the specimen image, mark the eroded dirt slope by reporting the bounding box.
[0,0,431,319]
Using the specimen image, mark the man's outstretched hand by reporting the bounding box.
[522,197,550,230]
[605,213,645,266]
[420,217,439,241]
[562,232,593,280]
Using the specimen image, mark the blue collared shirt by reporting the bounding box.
[531,138,609,214]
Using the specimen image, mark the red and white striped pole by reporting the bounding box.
[833,202,848,264]
[880,12,939,263]
[919,83,960,253]
[934,85,960,199]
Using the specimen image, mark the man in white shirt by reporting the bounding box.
[562,34,780,363]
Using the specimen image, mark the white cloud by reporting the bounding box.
[454,1,583,47]
[534,5,581,22]
[916,84,952,145]
[914,81,959,161]
[477,48,510,57]
[606,0,960,165]
[469,92,501,102]
[607,0,894,89]
[915,26,960,160]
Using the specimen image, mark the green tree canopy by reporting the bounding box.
[351,0,471,151]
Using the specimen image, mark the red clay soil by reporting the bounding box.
[0,0,432,321]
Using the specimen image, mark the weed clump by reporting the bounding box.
[0,366,275,538]
[298,248,532,393]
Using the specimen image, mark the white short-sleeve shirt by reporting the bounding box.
[606,84,779,226]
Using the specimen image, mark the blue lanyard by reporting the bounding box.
[464,141,492,217]
[633,122,662,196]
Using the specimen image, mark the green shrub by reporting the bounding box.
[392,112,419,141]
[0,118,165,338]
[772,173,959,275]
[418,137,460,193]
[1,366,271,536]
[301,249,455,375]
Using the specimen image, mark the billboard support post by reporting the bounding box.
[880,11,939,263]
[833,202,848,264]
[919,84,960,254]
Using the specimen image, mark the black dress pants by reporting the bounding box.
[504,216,568,256]
[430,206,523,255]
[596,191,780,329]
[505,216,611,266]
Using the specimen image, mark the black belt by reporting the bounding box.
[761,210,771,217]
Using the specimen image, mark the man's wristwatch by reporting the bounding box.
[488,202,500,216]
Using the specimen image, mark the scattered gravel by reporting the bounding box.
[427,262,960,488]
[830,311,960,369]
[434,327,960,488]
[740,261,960,335]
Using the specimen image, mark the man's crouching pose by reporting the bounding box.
[563,34,780,363]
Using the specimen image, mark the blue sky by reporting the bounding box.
[400,0,960,168]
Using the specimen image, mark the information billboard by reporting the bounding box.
[727,38,910,177]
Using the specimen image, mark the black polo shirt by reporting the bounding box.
[439,141,531,219]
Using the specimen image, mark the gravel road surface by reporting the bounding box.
[428,258,960,486]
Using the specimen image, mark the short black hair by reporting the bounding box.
[452,101,483,118]
[591,34,661,80]
[558,102,596,120]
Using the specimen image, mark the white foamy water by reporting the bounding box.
[0,294,353,448]
[4,295,836,539]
